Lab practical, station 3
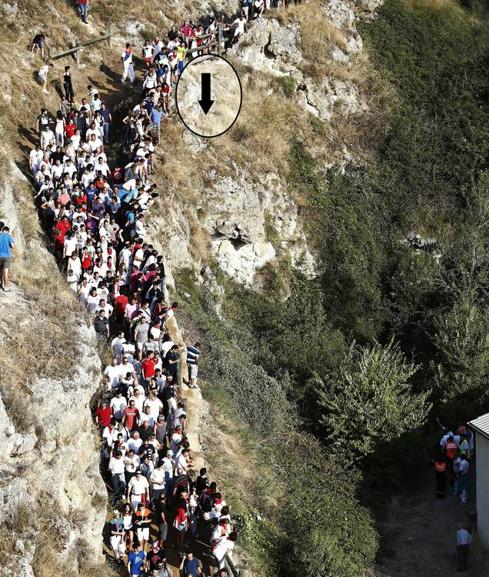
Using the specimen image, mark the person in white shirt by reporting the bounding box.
[105,358,122,389]
[38,62,53,93]
[213,533,237,569]
[29,146,44,175]
[111,421,130,444]
[66,252,82,292]
[127,469,149,509]
[161,451,174,495]
[127,431,143,454]
[129,389,146,414]
[149,462,166,502]
[121,43,136,83]
[109,450,126,495]
[144,393,163,421]
[124,449,140,481]
[110,390,127,421]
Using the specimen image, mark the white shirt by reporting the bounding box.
[127,437,143,454]
[150,468,166,490]
[109,456,125,475]
[127,475,149,496]
[105,364,121,388]
[111,396,127,417]
[144,397,163,420]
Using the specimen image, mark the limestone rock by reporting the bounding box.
[323,0,356,29]
[213,239,276,284]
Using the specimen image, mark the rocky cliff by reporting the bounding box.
[0,0,382,575]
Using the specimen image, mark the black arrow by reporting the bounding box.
[198,73,214,114]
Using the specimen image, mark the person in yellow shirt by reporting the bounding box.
[176,41,187,75]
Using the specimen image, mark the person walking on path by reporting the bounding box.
[78,0,89,24]
[0,225,14,292]
[122,43,136,84]
[434,455,447,499]
[62,65,75,102]
[38,62,53,93]
[456,525,471,572]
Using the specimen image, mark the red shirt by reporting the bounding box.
[175,507,187,526]
[114,294,129,316]
[65,123,76,138]
[141,358,157,379]
[96,406,112,427]
[124,406,139,430]
[81,254,92,270]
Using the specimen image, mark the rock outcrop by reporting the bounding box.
[0,163,106,576]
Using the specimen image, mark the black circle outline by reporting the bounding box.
[175,54,243,139]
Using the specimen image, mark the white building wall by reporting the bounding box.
[476,433,489,550]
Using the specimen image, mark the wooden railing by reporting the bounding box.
[47,23,224,64]
[48,28,113,63]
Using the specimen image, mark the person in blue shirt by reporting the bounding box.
[128,543,146,576]
[0,225,15,291]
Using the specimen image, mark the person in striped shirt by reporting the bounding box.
[186,342,201,389]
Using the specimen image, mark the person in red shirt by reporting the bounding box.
[123,399,140,431]
[54,216,71,261]
[114,293,129,321]
[65,118,76,139]
[174,504,188,553]
[95,400,112,429]
[81,248,92,272]
[141,351,157,385]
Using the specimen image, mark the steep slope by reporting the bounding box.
[0,1,386,577]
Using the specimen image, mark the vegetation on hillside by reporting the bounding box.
[178,0,489,575]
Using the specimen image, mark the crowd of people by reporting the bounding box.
[434,424,474,572]
[26,17,249,577]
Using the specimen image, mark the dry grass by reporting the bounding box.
[273,0,349,80]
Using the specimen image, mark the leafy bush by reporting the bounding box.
[317,340,431,465]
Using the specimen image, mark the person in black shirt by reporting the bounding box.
[63,65,75,102]
[195,468,209,494]
[154,492,168,546]
[165,345,179,379]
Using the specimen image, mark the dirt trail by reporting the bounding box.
[376,468,482,577]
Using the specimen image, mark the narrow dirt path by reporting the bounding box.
[376,468,481,577]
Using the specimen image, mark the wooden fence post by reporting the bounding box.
[218,24,223,56]
[76,47,83,65]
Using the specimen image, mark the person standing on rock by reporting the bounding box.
[186,342,201,389]
[0,225,14,292]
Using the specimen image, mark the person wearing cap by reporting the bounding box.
[127,468,149,510]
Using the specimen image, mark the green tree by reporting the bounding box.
[432,298,489,412]
[317,340,431,465]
